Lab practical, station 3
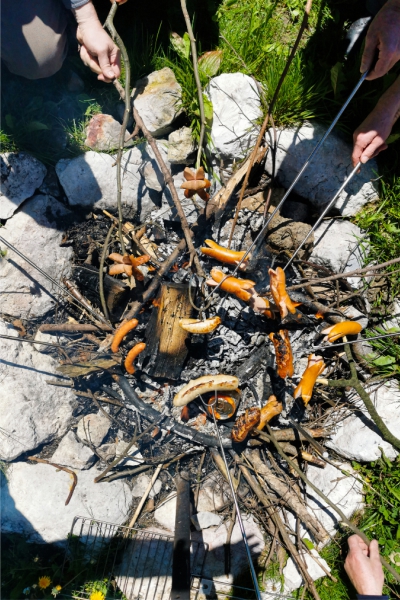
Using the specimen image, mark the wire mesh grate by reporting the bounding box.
[62,516,297,600]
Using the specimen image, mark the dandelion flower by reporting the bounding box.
[89,591,105,600]
[38,576,51,589]
[51,585,62,598]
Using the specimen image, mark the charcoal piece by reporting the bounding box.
[73,264,130,320]
[236,342,274,381]
[141,282,192,380]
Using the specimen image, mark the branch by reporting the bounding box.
[132,106,205,276]
[104,1,131,254]
[180,0,205,169]
[227,0,313,246]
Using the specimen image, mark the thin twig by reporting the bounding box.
[28,457,77,505]
[99,223,114,323]
[227,0,313,246]
[287,256,400,291]
[180,0,205,168]
[104,1,130,254]
[126,463,163,529]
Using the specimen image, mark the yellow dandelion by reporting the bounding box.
[89,592,105,600]
[38,576,51,589]
[55,585,62,591]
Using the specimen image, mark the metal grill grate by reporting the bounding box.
[62,516,297,600]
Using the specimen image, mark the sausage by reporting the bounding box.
[173,374,240,407]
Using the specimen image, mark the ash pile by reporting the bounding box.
[1,69,400,598]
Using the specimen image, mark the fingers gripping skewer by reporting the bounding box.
[200,391,262,600]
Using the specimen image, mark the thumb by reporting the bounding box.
[97,50,116,80]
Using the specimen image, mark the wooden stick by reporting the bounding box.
[28,457,77,506]
[127,463,163,529]
[180,0,205,169]
[39,323,113,333]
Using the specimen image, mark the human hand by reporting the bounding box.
[352,76,400,165]
[344,535,384,594]
[75,2,120,82]
[361,0,400,79]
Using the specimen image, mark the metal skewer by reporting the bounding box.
[201,70,370,303]
[0,235,109,326]
[312,330,400,351]
[284,161,362,271]
[200,392,262,600]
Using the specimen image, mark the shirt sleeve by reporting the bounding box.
[61,0,91,10]
[356,595,390,600]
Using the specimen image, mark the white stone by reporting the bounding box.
[155,169,201,225]
[306,462,364,536]
[0,320,76,461]
[280,549,330,592]
[1,462,130,544]
[55,149,160,220]
[265,122,379,216]
[191,511,222,531]
[33,329,67,353]
[0,194,73,318]
[154,493,176,531]
[132,68,183,137]
[76,412,111,447]
[84,113,134,151]
[167,127,196,164]
[131,473,162,499]
[115,440,143,467]
[326,381,400,461]
[51,430,96,470]
[196,477,230,512]
[206,73,262,160]
[310,219,368,287]
[0,152,47,219]
[191,514,265,585]
[139,141,170,192]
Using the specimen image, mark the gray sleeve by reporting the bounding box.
[62,0,91,10]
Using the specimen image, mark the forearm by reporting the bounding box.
[73,1,101,28]
[375,75,400,122]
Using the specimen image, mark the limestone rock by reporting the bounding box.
[131,473,162,499]
[310,219,368,287]
[56,149,160,219]
[280,549,330,592]
[115,440,143,467]
[265,122,379,216]
[267,212,314,258]
[327,381,400,461]
[382,299,400,331]
[0,152,47,219]
[38,167,61,198]
[0,194,73,318]
[192,514,265,586]
[139,141,169,193]
[206,73,262,160]
[154,493,176,531]
[132,68,183,137]
[167,127,196,164]
[0,320,76,461]
[197,478,230,512]
[1,462,130,543]
[306,461,364,535]
[155,169,201,225]
[84,113,134,151]
[51,430,96,470]
[76,412,111,447]
[191,511,222,531]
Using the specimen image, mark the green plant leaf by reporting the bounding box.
[387,133,400,144]
[170,32,191,60]
[25,121,50,133]
[373,355,396,366]
[330,62,345,99]
[198,50,223,78]
[302,538,315,550]
[203,95,214,123]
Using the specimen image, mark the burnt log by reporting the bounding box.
[73,264,129,320]
[141,282,192,380]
